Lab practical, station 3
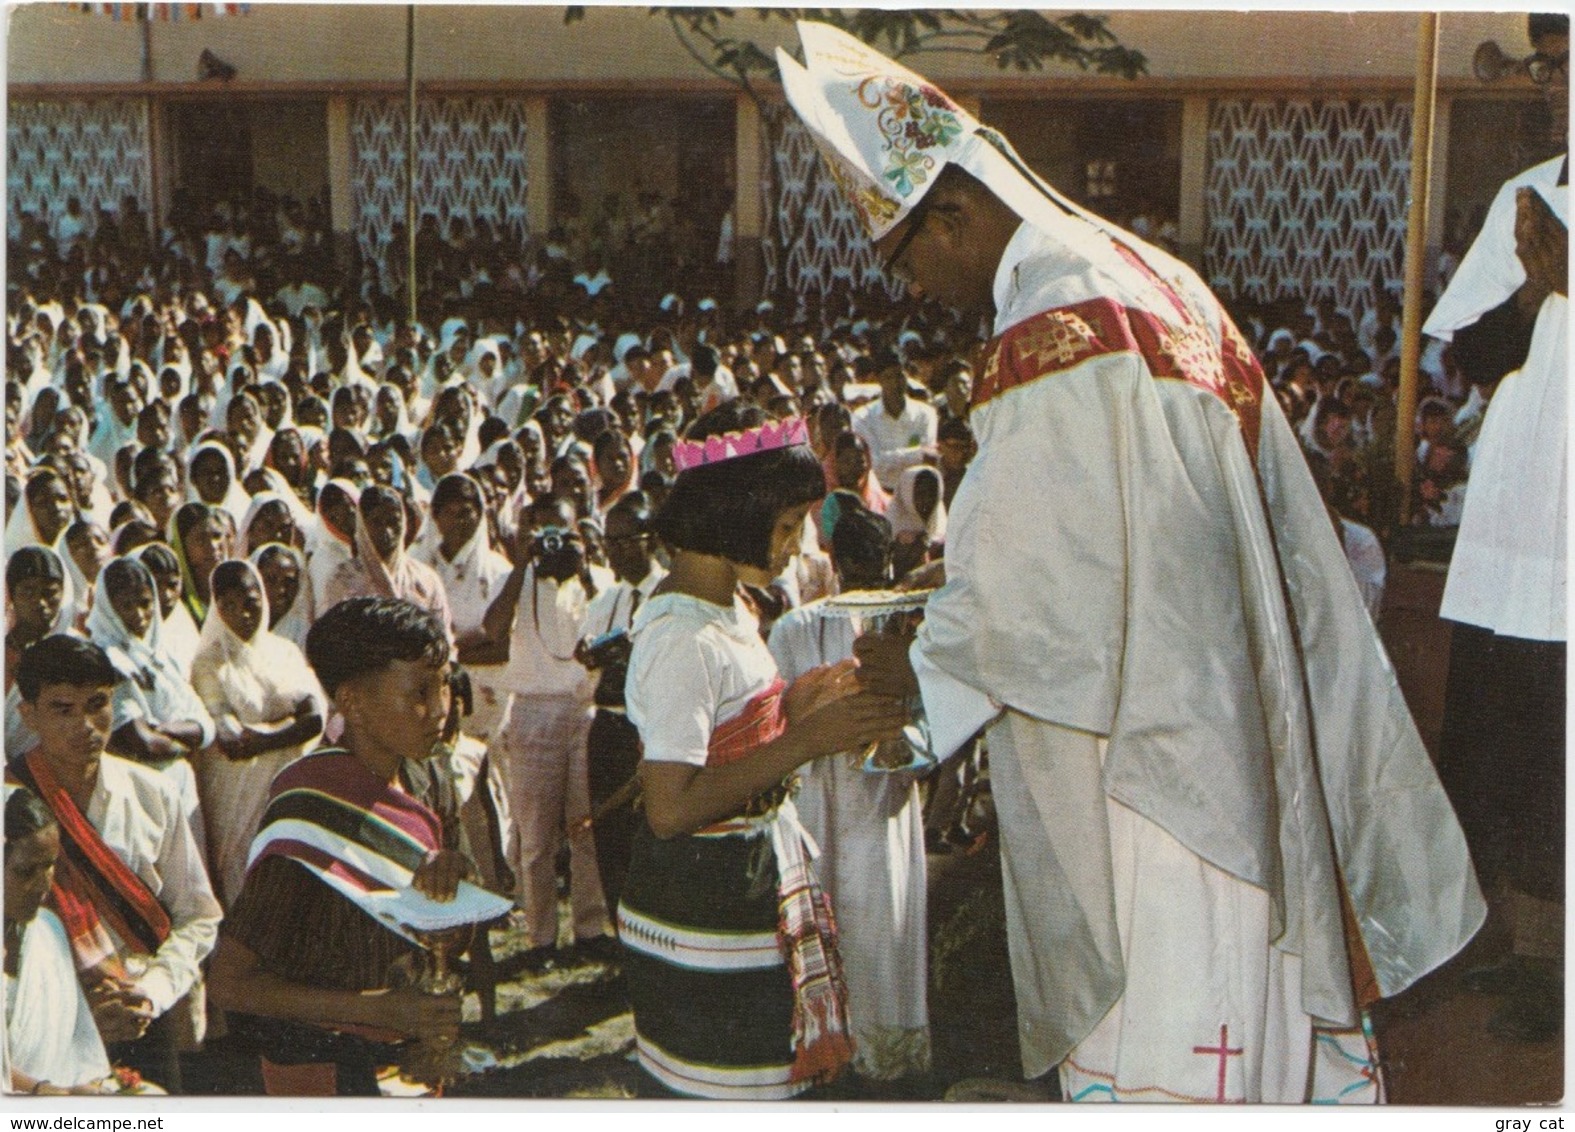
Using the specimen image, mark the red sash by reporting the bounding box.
[973,242,1265,460]
[10,751,172,960]
[704,677,787,768]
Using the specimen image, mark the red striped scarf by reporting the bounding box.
[9,751,170,972]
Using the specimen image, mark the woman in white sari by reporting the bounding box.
[85,556,215,852]
[4,787,118,1095]
[249,542,313,650]
[134,542,201,678]
[413,473,512,735]
[191,559,325,907]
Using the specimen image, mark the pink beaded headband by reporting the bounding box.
[672,417,811,473]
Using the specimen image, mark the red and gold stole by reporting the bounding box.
[974,239,1266,459]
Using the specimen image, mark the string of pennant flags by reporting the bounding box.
[77,3,250,20]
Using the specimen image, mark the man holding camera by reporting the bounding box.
[482,496,617,970]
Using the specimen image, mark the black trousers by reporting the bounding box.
[1437,622,1565,904]
[586,708,643,914]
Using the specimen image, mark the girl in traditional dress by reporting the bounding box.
[191,559,326,907]
[619,402,907,1099]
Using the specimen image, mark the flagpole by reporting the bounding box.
[406,3,418,328]
[141,2,152,81]
[1395,12,1440,525]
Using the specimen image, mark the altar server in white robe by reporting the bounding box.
[1421,10,1567,1044]
[780,22,1483,1104]
[767,507,930,1083]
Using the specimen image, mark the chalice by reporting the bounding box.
[402,923,473,1090]
[818,588,936,772]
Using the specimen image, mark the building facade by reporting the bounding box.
[7,5,1552,315]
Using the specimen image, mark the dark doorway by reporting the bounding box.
[550,96,736,305]
[171,101,255,218]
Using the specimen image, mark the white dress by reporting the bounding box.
[190,561,326,908]
[768,601,931,1080]
[5,910,114,1091]
[1425,154,1567,643]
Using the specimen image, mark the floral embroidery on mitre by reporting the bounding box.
[672,417,812,472]
[853,76,965,198]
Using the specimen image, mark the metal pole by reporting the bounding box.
[141,5,153,82]
[1394,12,1440,524]
[406,3,418,328]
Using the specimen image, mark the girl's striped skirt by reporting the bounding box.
[617,817,809,1100]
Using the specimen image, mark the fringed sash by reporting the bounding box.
[769,800,854,1084]
[245,749,508,949]
[9,752,170,970]
[245,749,443,907]
[700,677,854,1085]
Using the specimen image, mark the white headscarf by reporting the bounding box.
[248,465,315,532]
[193,557,324,744]
[237,491,300,558]
[412,473,512,636]
[305,478,360,613]
[186,441,252,528]
[154,341,193,405]
[86,384,140,472]
[4,468,73,556]
[249,541,314,651]
[59,522,98,629]
[132,541,201,678]
[84,556,214,748]
[4,544,76,637]
[888,464,948,546]
[252,318,290,384]
[374,381,417,448]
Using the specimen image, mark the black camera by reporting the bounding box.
[532,525,582,581]
[533,526,569,558]
[582,628,632,670]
